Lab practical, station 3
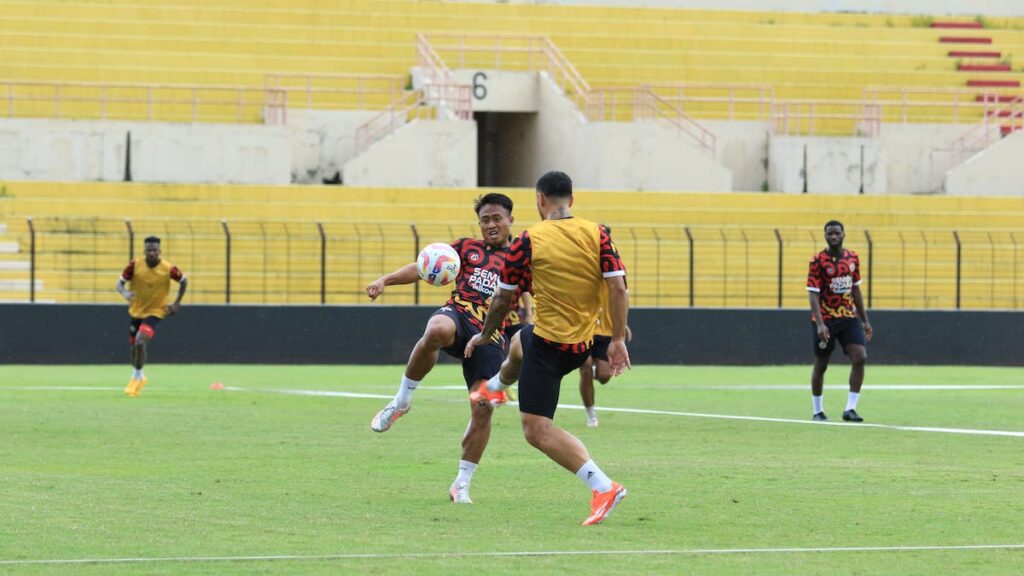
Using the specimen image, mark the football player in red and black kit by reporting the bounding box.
[365,193,521,504]
[806,220,873,423]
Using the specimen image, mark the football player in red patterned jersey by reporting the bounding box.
[806,220,873,423]
[365,193,520,504]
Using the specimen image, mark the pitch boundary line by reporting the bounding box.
[276,388,1024,438]
[2,543,1022,566]
[2,386,1021,438]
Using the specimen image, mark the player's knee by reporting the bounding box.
[422,318,454,347]
[851,351,867,366]
[136,324,155,345]
[521,418,549,448]
[595,365,613,384]
[470,400,493,422]
[813,361,829,374]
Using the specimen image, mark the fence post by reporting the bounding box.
[221,220,231,304]
[125,219,134,261]
[953,230,961,310]
[317,222,326,305]
[651,227,661,307]
[26,217,35,303]
[774,228,783,308]
[685,226,694,307]
[410,224,420,305]
[864,229,873,309]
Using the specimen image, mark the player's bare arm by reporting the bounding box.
[167,276,187,316]
[808,292,829,341]
[366,262,419,300]
[116,276,134,302]
[520,291,535,325]
[852,285,872,342]
[605,275,631,375]
[463,286,513,358]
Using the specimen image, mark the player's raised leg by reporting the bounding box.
[485,328,523,393]
[578,357,598,427]
[371,313,456,432]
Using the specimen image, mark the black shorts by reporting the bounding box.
[505,323,525,340]
[129,316,161,343]
[432,307,505,389]
[517,325,591,419]
[812,317,867,357]
[589,335,612,362]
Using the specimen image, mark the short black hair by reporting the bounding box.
[474,192,513,216]
[144,236,161,244]
[536,171,573,199]
[824,220,844,232]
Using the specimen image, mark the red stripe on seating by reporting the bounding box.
[967,79,1021,88]
[958,64,1012,72]
[931,22,983,29]
[940,36,993,44]
[949,51,1001,58]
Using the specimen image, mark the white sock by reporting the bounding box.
[132,368,144,380]
[454,460,477,486]
[585,406,597,420]
[575,459,614,493]
[487,373,510,392]
[846,391,860,411]
[395,375,419,408]
[812,395,824,414]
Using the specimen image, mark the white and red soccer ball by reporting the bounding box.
[417,243,460,286]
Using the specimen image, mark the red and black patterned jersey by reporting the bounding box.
[806,248,862,320]
[445,238,521,331]
[499,219,626,347]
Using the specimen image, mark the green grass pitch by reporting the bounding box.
[1,364,1023,575]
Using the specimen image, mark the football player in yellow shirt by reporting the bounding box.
[116,236,187,397]
[466,171,631,526]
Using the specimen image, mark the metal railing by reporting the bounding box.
[419,32,717,154]
[587,87,717,153]
[950,95,1023,166]
[862,86,1024,124]
[2,218,1021,311]
[2,80,288,125]
[263,73,408,112]
[771,100,882,137]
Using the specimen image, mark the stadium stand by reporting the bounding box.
[1,2,1022,307]
[0,182,1021,309]
[1,0,1022,131]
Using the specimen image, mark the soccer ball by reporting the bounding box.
[417,242,460,286]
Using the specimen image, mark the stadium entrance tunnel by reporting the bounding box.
[476,111,538,187]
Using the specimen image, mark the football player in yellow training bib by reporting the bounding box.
[116,236,188,397]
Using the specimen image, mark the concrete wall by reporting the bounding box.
[341,120,478,188]
[769,135,884,194]
[578,120,732,191]
[451,70,539,113]
[0,119,290,185]
[944,130,1024,196]
[880,122,979,195]
[459,0,1024,17]
[515,72,587,185]
[286,109,378,184]
[2,304,1022,365]
[703,120,770,192]
[516,73,732,191]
